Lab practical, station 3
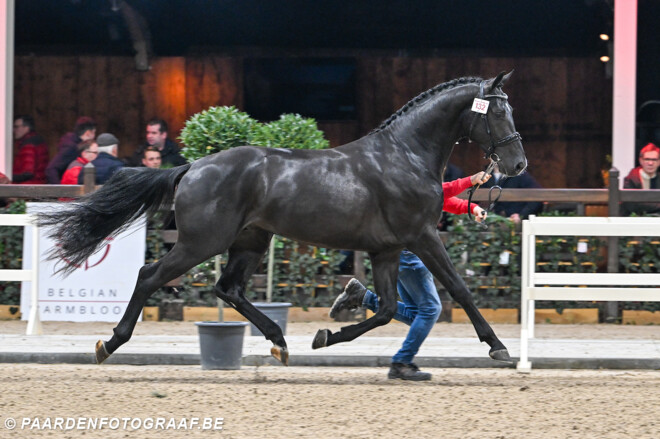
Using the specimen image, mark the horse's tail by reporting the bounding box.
[37,163,192,274]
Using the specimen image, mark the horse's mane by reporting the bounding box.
[370,76,483,135]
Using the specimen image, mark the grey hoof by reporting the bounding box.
[95,340,110,364]
[312,329,330,349]
[489,348,512,363]
[270,345,289,366]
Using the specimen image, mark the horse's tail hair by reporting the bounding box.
[37,163,192,275]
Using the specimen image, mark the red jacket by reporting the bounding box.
[442,176,474,215]
[624,167,659,189]
[13,131,49,184]
[60,157,89,185]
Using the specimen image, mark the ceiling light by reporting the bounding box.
[600,34,610,41]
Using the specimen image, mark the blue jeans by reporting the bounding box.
[362,251,441,364]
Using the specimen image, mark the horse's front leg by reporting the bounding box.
[408,230,511,362]
[313,249,400,348]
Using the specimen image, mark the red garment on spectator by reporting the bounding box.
[60,157,89,185]
[13,131,49,184]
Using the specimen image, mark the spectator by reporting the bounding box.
[141,146,162,168]
[12,115,49,184]
[443,162,465,182]
[623,143,660,215]
[45,116,96,184]
[60,140,99,185]
[481,163,543,223]
[77,133,124,184]
[128,118,186,167]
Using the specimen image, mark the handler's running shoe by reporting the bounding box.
[329,278,367,318]
[388,363,432,381]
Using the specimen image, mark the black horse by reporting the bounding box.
[38,72,526,366]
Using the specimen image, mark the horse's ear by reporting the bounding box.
[490,70,513,91]
[501,70,514,86]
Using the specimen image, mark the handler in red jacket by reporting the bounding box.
[12,115,49,184]
[330,171,490,381]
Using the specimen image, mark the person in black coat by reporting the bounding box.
[127,118,187,167]
[45,116,96,184]
[77,133,124,184]
[481,163,543,223]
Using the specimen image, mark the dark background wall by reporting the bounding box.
[13,54,611,188]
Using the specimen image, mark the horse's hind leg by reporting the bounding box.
[212,228,290,365]
[408,229,511,362]
[97,243,215,363]
[313,249,400,348]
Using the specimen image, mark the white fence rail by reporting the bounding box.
[518,215,660,372]
[0,214,41,335]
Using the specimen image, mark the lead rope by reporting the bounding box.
[466,160,503,230]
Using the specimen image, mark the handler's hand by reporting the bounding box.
[470,171,491,185]
[473,206,488,223]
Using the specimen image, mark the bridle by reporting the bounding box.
[467,80,522,161]
[464,81,522,229]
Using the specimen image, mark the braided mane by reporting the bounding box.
[370,76,482,135]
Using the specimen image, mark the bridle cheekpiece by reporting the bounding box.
[464,80,522,229]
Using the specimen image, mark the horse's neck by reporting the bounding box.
[388,87,475,178]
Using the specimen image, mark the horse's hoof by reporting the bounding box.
[312,329,330,349]
[489,348,512,363]
[95,340,110,364]
[270,345,289,366]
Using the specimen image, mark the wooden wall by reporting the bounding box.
[14,55,611,187]
[355,57,613,188]
[14,56,243,161]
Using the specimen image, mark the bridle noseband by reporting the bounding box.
[465,81,522,229]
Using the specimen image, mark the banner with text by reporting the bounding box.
[20,203,146,322]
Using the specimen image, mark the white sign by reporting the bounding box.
[20,203,146,322]
[471,98,490,114]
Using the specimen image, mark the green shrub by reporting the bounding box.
[252,114,329,150]
[179,107,329,163]
[179,106,259,162]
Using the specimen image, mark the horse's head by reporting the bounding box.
[466,71,527,177]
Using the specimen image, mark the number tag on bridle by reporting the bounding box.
[471,98,490,114]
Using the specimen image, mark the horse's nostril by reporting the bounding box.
[515,161,526,173]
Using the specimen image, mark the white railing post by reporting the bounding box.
[25,219,41,335]
[0,214,41,334]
